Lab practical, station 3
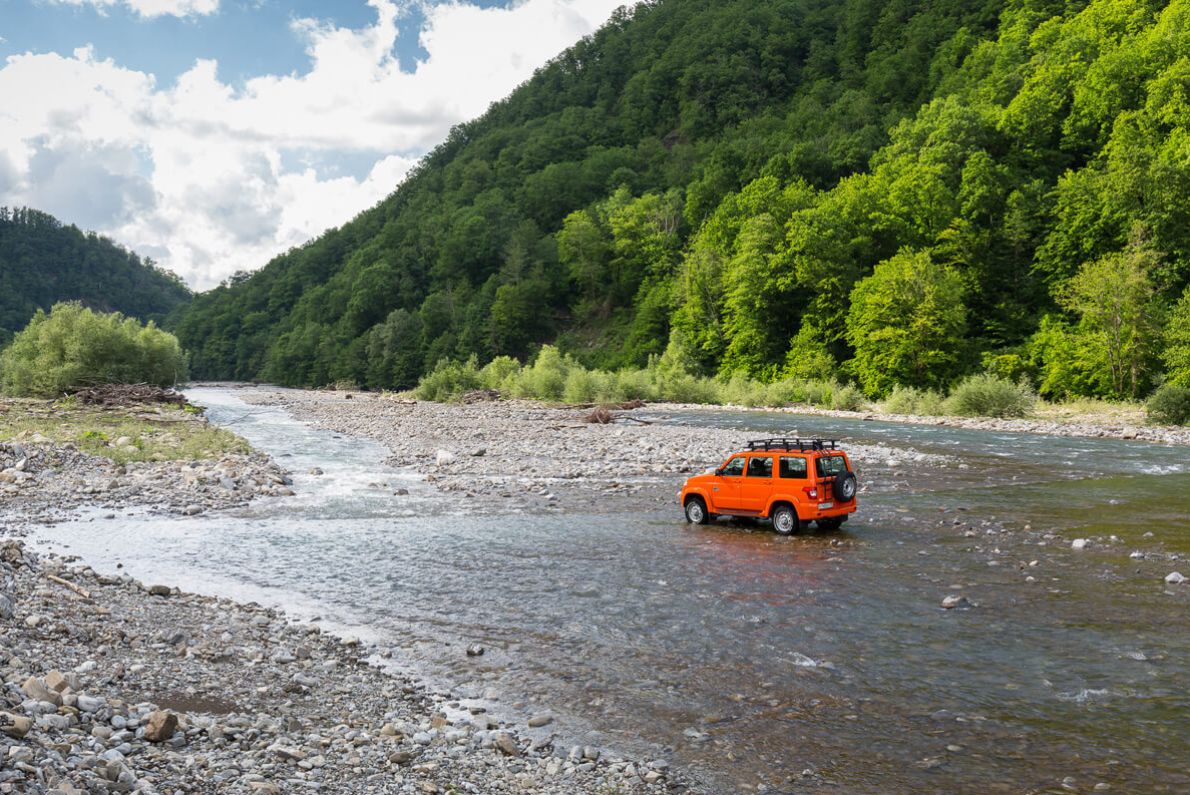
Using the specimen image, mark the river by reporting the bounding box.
[32,386,1190,793]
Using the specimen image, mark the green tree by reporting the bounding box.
[1164,286,1190,387]
[845,250,968,397]
[1,302,188,397]
[1059,232,1163,399]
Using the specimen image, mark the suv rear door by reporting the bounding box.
[740,454,773,511]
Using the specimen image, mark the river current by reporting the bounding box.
[32,387,1190,793]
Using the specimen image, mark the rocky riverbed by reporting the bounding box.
[0,539,684,794]
[0,441,291,526]
[236,388,952,512]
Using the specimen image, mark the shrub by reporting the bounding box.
[883,385,945,415]
[944,374,1036,418]
[509,346,573,401]
[830,384,867,411]
[0,302,188,397]
[414,357,483,401]
[1146,384,1190,426]
[478,356,522,392]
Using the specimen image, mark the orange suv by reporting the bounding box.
[679,438,858,534]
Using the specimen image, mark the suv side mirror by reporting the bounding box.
[714,468,724,476]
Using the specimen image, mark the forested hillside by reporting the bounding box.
[0,208,191,345]
[175,0,1190,402]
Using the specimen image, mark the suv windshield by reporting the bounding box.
[816,455,848,478]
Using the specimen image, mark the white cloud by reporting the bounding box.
[48,0,220,19]
[1,0,622,287]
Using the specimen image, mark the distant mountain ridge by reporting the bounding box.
[0,207,192,344]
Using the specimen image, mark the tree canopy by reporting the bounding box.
[0,207,191,347]
[172,0,1190,402]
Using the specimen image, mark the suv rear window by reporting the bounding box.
[816,455,848,478]
[778,456,807,479]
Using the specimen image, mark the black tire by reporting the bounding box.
[684,496,710,525]
[771,503,802,536]
[817,517,844,531]
[833,472,858,502]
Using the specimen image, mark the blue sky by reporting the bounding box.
[0,0,621,288]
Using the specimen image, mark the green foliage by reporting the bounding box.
[882,386,947,416]
[1163,286,1190,387]
[413,357,484,402]
[0,302,188,397]
[845,250,968,397]
[1057,230,1164,399]
[174,0,1190,406]
[0,207,191,340]
[1146,384,1190,426]
[944,373,1037,418]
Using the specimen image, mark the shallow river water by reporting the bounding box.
[33,387,1190,793]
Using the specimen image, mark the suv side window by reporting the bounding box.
[746,456,773,477]
[779,456,807,479]
[816,455,847,477]
[720,456,745,477]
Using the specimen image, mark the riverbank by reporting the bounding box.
[0,539,682,795]
[236,387,953,513]
[664,398,1190,446]
[0,397,292,524]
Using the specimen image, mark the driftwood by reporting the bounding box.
[459,389,501,404]
[580,406,654,425]
[73,384,188,407]
[43,573,91,600]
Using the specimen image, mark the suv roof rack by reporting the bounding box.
[746,437,840,452]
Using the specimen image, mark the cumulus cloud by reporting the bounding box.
[0,0,622,287]
[48,0,219,19]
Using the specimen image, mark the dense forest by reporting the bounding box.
[174,0,1190,403]
[0,208,192,346]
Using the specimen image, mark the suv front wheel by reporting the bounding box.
[684,496,711,525]
[771,503,802,535]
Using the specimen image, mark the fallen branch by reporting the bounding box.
[43,573,91,600]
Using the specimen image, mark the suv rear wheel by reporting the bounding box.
[771,503,802,535]
[684,496,711,525]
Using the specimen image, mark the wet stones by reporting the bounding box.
[1165,571,1185,585]
[941,594,972,609]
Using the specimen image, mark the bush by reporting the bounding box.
[414,357,483,401]
[1146,384,1190,425]
[883,385,945,416]
[830,384,867,411]
[0,302,188,397]
[478,356,522,392]
[944,374,1036,418]
[509,346,573,401]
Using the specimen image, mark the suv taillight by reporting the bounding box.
[802,486,818,499]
